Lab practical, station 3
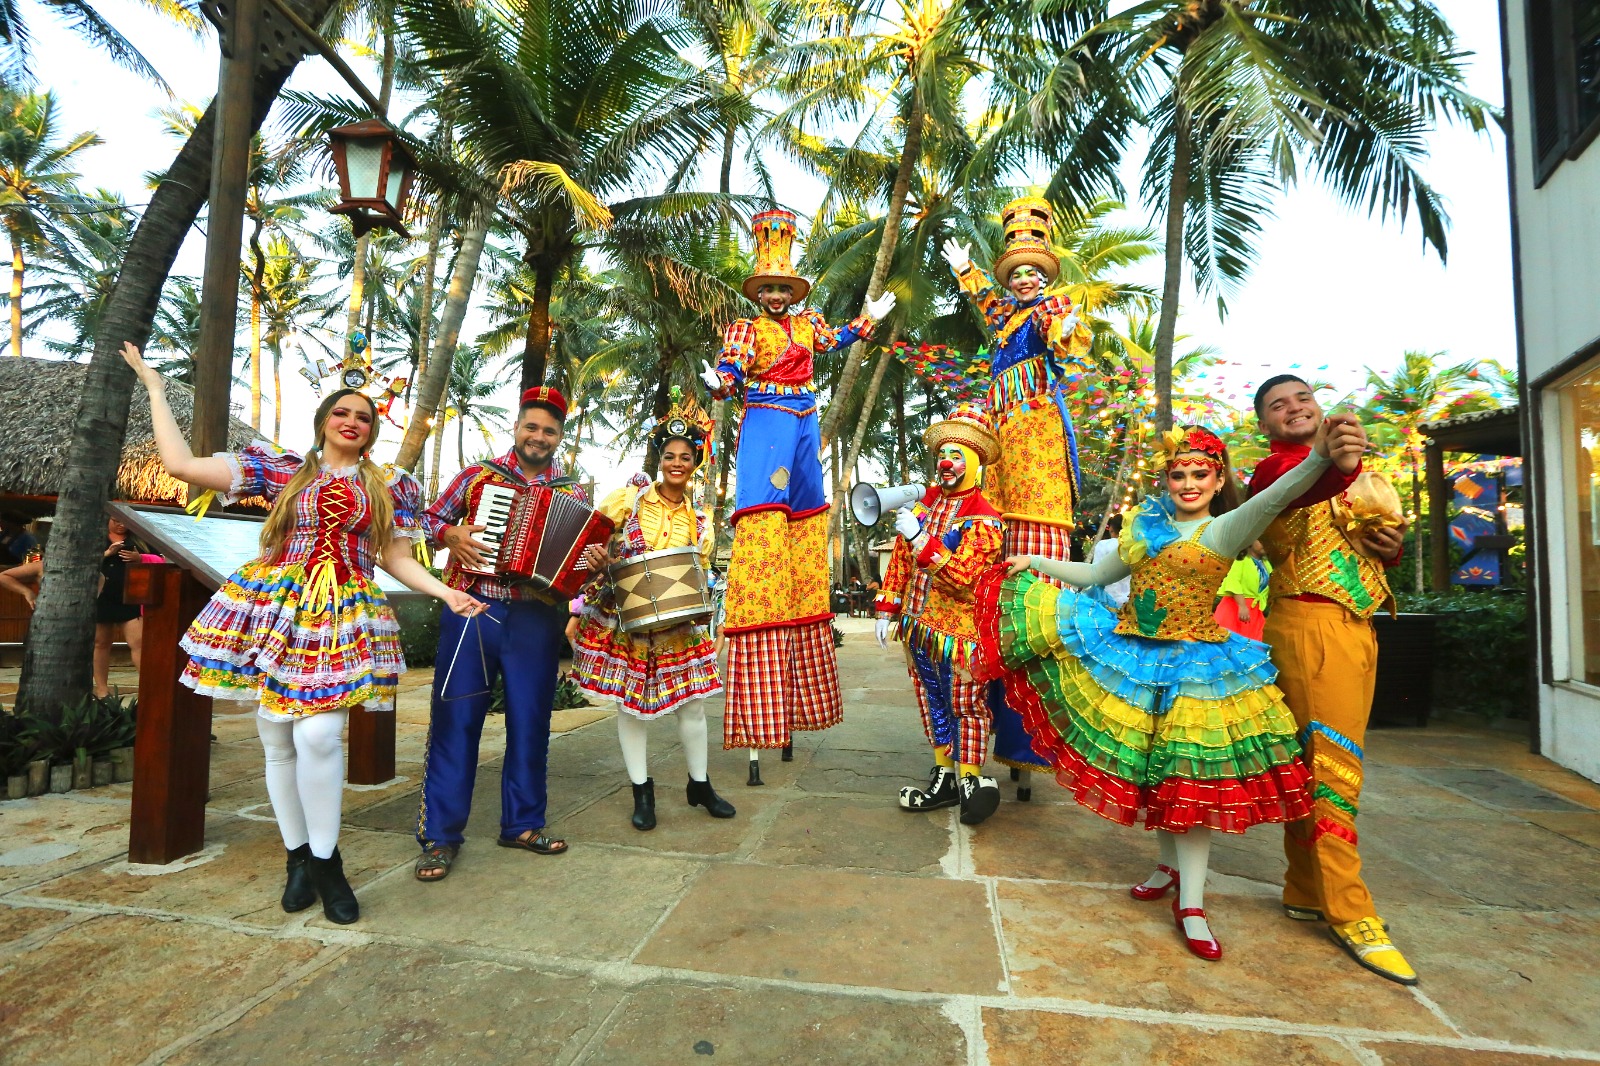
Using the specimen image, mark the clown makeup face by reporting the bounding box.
[1167,453,1224,521]
[757,283,795,317]
[935,444,969,491]
[1007,264,1045,303]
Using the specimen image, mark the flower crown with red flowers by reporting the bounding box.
[1155,426,1227,471]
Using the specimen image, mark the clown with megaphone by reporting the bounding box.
[873,405,1008,825]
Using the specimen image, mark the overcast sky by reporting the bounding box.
[27,0,1514,491]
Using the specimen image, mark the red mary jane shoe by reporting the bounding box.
[1172,899,1222,961]
[1130,863,1179,902]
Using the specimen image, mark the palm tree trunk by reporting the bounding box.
[518,260,556,393]
[840,322,902,483]
[271,338,282,442]
[1412,452,1423,593]
[414,204,445,400]
[818,93,923,449]
[641,349,677,478]
[458,411,466,469]
[396,203,489,471]
[1152,97,1192,434]
[430,413,447,496]
[719,123,736,194]
[17,2,334,716]
[892,373,906,484]
[248,217,264,429]
[9,232,23,358]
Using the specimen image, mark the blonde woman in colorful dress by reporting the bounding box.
[121,342,483,924]
[978,416,1366,960]
[572,402,734,830]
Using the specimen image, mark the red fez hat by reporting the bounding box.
[519,385,568,420]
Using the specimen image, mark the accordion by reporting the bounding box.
[464,478,614,598]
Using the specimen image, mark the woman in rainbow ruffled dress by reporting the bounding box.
[976,414,1367,961]
[121,342,484,926]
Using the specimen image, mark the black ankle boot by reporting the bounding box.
[747,758,764,787]
[686,776,736,818]
[781,743,794,762]
[631,779,657,831]
[281,843,316,913]
[305,848,359,925]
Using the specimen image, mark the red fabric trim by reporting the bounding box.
[1313,817,1358,846]
[721,611,835,635]
[729,503,791,524]
[790,503,830,522]
[1288,593,1339,605]
[915,537,946,569]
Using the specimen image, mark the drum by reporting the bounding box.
[612,546,712,634]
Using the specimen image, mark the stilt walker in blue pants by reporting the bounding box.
[412,386,585,882]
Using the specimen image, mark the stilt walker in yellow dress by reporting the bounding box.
[701,209,895,780]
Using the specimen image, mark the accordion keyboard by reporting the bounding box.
[465,483,518,574]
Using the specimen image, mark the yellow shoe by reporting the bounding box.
[1328,917,1418,985]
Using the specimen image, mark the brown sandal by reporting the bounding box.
[414,844,458,881]
[496,830,568,855]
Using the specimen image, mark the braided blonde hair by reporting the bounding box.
[259,390,395,559]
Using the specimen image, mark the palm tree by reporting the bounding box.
[146,275,204,385]
[440,344,508,469]
[258,235,340,441]
[774,0,1052,448]
[18,0,348,717]
[1032,1,1494,430]
[0,0,202,88]
[397,0,746,391]
[1361,350,1485,591]
[7,187,134,355]
[0,87,101,357]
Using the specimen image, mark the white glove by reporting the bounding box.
[864,291,897,322]
[1057,312,1079,334]
[700,359,722,391]
[875,616,891,648]
[894,507,922,541]
[942,236,972,273]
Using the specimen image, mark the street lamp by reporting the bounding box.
[328,119,416,239]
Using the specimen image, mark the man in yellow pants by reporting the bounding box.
[1252,374,1416,986]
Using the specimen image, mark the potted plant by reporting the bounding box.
[0,708,34,800]
[71,746,92,790]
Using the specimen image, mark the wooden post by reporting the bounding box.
[347,694,396,785]
[191,0,261,457]
[125,563,214,864]
[1425,440,1450,592]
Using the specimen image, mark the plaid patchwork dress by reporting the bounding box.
[180,443,425,719]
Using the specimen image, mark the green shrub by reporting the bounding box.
[395,595,442,668]
[1397,590,1528,719]
[0,708,37,778]
[17,695,137,763]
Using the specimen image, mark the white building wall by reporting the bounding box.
[1504,1,1600,781]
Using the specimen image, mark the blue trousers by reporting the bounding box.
[732,391,826,516]
[416,599,565,848]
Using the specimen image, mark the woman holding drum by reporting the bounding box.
[571,396,736,830]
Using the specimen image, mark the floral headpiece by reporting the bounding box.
[650,386,714,468]
[1155,426,1227,471]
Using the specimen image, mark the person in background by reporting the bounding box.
[0,512,38,567]
[93,518,164,697]
[1214,540,1271,642]
[1089,514,1130,608]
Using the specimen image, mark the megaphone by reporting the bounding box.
[849,482,924,526]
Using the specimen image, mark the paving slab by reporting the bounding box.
[0,904,73,945]
[0,913,323,1066]
[796,745,933,795]
[1519,810,1600,850]
[1413,767,1590,812]
[1503,768,1600,811]
[28,818,407,927]
[972,788,1170,886]
[1365,1046,1597,1066]
[0,795,134,892]
[983,1008,1368,1066]
[349,845,704,961]
[166,943,623,1066]
[994,882,1449,1034]
[1358,813,1600,911]
[636,863,1003,994]
[752,794,951,874]
[585,981,968,1066]
[1380,902,1600,1050]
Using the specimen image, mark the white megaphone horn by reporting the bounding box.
[849,482,924,526]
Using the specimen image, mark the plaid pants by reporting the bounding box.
[1004,519,1072,563]
[723,621,842,748]
[908,645,991,768]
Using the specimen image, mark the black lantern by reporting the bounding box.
[328,119,416,239]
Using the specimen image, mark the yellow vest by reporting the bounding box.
[1261,499,1395,619]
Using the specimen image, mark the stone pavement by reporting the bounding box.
[3,630,1600,1065]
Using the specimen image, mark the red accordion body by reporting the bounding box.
[498,485,614,598]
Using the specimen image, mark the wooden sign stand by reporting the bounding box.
[124,563,213,864]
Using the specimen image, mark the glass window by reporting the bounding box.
[1560,356,1600,684]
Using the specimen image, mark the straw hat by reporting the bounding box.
[992,196,1060,286]
[923,404,1000,467]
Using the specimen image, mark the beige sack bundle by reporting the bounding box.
[1332,470,1404,557]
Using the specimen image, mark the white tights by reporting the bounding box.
[257,709,348,859]
[617,701,709,785]
[1154,827,1214,940]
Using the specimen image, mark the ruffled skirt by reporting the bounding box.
[976,568,1312,833]
[181,560,405,718]
[571,614,722,719]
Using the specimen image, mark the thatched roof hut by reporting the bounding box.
[0,356,265,510]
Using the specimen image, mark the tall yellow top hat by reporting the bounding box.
[744,209,811,304]
[924,403,1001,467]
[992,195,1060,286]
